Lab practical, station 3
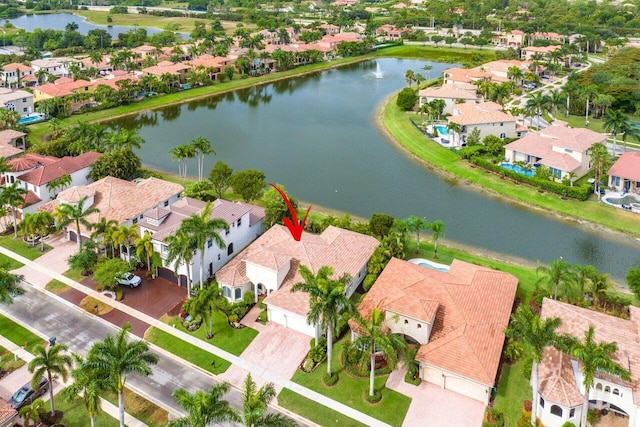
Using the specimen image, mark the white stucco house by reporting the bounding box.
[3,152,99,215]
[352,257,518,405]
[0,88,35,117]
[537,298,640,427]
[215,225,380,337]
[447,101,526,145]
[417,83,478,115]
[138,197,265,288]
[504,123,607,181]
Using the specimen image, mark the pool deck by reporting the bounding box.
[602,191,640,213]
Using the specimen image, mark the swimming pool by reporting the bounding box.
[434,125,448,136]
[605,195,640,205]
[408,258,450,273]
[17,114,45,125]
[500,163,534,177]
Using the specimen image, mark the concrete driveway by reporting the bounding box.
[386,367,485,427]
[12,235,77,288]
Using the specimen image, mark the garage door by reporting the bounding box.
[68,230,77,242]
[267,306,316,337]
[445,375,488,404]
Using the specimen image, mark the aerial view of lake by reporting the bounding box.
[108,57,640,282]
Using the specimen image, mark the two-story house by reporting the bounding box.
[536,298,640,427]
[418,83,479,114]
[1,63,34,88]
[447,102,526,145]
[138,197,265,288]
[492,30,525,48]
[216,225,379,338]
[352,257,517,405]
[0,88,35,118]
[504,123,606,181]
[30,57,84,79]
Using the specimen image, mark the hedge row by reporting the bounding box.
[470,157,592,201]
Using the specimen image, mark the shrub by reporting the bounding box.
[404,370,421,385]
[587,409,600,426]
[322,372,339,386]
[562,422,576,427]
[243,291,255,306]
[396,87,418,111]
[228,314,239,324]
[517,410,531,427]
[503,338,524,362]
[485,408,504,426]
[363,273,377,292]
[302,357,315,372]
[364,389,382,404]
[522,356,533,381]
[460,145,486,159]
[309,343,326,363]
[258,310,267,323]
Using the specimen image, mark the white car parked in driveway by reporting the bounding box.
[116,272,142,288]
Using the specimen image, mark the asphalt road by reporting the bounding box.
[1,284,307,426]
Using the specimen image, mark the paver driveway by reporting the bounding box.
[13,235,77,288]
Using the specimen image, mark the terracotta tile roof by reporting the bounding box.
[540,298,640,405]
[608,152,640,182]
[217,225,380,316]
[359,258,517,387]
[8,153,59,172]
[504,125,606,155]
[2,62,32,72]
[0,129,29,142]
[419,84,477,100]
[522,45,562,54]
[449,102,516,126]
[0,129,25,158]
[38,177,184,234]
[185,54,231,69]
[539,151,580,172]
[0,398,17,426]
[22,190,42,207]
[538,346,583,407]
[143,61,190,76]
[445,60,530,85]
[18,151,100,186]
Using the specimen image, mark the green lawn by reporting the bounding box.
[161,312,258,356]
[278,388,368,427]
[0,314,48,354]
[144,327,231,374]
[56,393,119,427]
[492,360,531,427]
[101,388,168,427]
[0,234,51,269]
[45,268,85,294]
[289,336,411,427]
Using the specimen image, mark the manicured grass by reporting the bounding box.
[56,392,119,427]
[0,314,48,354]
[45,268,84,294]
[290,336,411,427]
[492,360,531,427]
[161,312,258,356]
[0,234,52,269]
[382,99,640,238]
[563,113,606,133]
[278,388,368,427]
[0,345,26,372]
[144,326,231,374]
[102,388,168,427]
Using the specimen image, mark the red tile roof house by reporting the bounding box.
[0,398,17,427]
[443,60,531,86]
[1,63,34,88]
[141,61,191,85]
[2,151,99,215]
[0,129,26,160]
[608,152,640,196]
[216,225,379,338]
[138,197,265,289]
[39,176,183,245]
[447,102,525,146]
[418,83,479,115]
[504,123,606,182]
[536,298,640,427]
[352,257,517,404]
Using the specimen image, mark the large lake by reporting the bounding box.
[110,57,640,282]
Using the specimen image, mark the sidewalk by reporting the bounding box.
[0,245,392,427]
[0,335,148,427]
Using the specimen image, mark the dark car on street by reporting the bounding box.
[7,377,49,410]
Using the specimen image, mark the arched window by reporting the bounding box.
[223,286,231,298]
[234,288,241,300]
[613,388,620,396]
[596,383,603,391]
[417,324,422,329]
[550,405,563,417]
[404,319,409,325]
[227,243,234,256]
[605,386,611,393]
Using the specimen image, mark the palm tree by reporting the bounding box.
[405,215,427,253]
[135,231,154,272]
[170,143,197,181]
[570,325,631,427]
[404,69,415,87]
[240,373,296,427]
[55,196,100,250]
[191,136,216,181]
[589,142,611,200]
[504,305,565,427]
[603,109,639,156]
[169,383,239,427]
[445,121,461,146]
[18,398,45,427]
[507,65,524,86]
[430,220,445,256]
[90,217,118,256]
[536,258,573,301]
[291,265,353,378]
[60,354,104,427]
[1,182,26,238]
[179,201,228,289]
[573,264,597,303]
[28,343,73,415]
[349,308,407,396]
[548,89,567,118]
[0,269,24,305]
[184,283,227,339]
[422,64,432,80]
[85,323,158,427]
[111,224,138,260]
[580,84,599,126]
[525,92,551,130]
[164,230,196,295]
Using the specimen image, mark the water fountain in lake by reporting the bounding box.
[374,62,384,79]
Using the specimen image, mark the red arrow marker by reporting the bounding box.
[269,183,311,241]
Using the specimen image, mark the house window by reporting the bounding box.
[569,408,575,418]
[404,319,408,325]
[539,396,545,408]
[207,239,212,248]
[564,148,573,153]
[164,200,169,207]
[417,324,422,329]
[227,243,234,256]
[549,167,562,179]
[22,107,27,113]
[133,218,138,224]
[223,286,231,298]
[217,254,221,261]
[605,386,611,393]
[234,288,241,300]
[500,122,504,126]
[225,229,230,236]
[613,388,620,396]
[500,133,506,138]
[237,218,242,227]
[596,383,603,391]
[22,98,27,102]
[550,405,563,417]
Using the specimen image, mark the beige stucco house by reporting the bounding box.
[608,152,640,194]
[447,102,525,145]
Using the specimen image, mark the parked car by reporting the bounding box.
[8,377,49,410]
[541,74,550,79]
[116,272,142,288]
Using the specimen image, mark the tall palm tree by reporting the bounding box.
[0,269,24,305]
[504,305,565,427]
[240,374,296,427]
[580,84,599,126]
[536,258,573,301]
[86,323,158,427]
[406,215,428,253]
[55,196,100,250]
[507,65,524,86]
[164,230,196,295]
[61,354,104,427]
[404,69,415,87]
[548,89,567,118]
[170,143,197,181]
[430,220,445,256]
[445,121,461,146]
[169,383,239,427]
[191,136,216,181]
[1,182,26,238]
[525,91,551,130]
[291,265,353,378]
[184,283,227,339]
[28,343,73,415]
[135,231,154,272]
[570,325,631,427]
[90,217,118,256]
[111,224,138,260]
[179,201,228,289]
[349,308,407,396]
[603,109,635,156]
